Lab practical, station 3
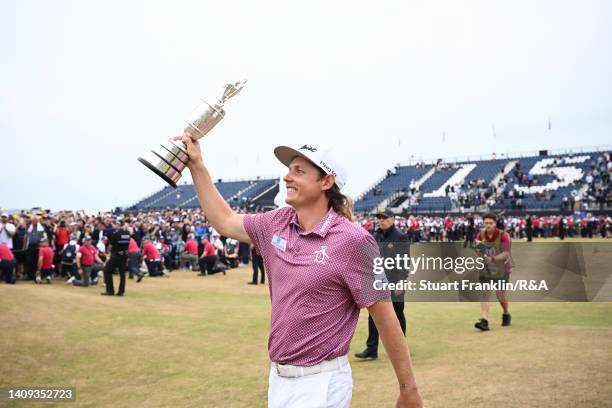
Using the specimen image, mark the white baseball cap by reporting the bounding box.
[274,143,347,189]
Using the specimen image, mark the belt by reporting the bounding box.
[271,355,348,378]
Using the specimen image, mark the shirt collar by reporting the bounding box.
[484,228,499,241]
[290,207,339,238]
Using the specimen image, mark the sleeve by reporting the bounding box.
[475,230,482,241]
[342,233,391,309]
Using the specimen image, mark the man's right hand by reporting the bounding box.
[171,134,203,169]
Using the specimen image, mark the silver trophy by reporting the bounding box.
[138,79,247,187]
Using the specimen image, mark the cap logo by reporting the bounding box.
[299,144,318,152]
[319,160,336,176]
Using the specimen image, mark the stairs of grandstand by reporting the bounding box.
[373,191,403,213]
[397,166,436,210]
[353,165,431,213]
[228,178,278,208]
[249,180,280,208]
[491,160,518,187]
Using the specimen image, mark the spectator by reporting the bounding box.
[198,238,219,276]
[59,235,79,279]
[0,242,16,284]
[36,238,54,284]
[142,238,163,277]
[67,236,104,286]
[0,213,16,251]
[182,234,199,271]
[26,216,47,280]
[127,236,142,280]
[11,217,27,280]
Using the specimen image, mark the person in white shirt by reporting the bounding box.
[0,213,16,249]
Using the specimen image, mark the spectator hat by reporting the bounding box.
[375,208,394,219]
[1,212,7,218]
[274,143,347,189]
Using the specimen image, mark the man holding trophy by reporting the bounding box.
[140,81,422,408]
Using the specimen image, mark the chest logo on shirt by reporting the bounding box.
[313,245,330,264]
[271,234,287,252]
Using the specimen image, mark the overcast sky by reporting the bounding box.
[1,0,611,214]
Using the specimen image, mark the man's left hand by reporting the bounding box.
[396,386,422,408]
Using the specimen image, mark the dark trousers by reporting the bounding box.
[251,254,265,284]
[25,246,39,280]
[145,260,163,276]
[0,260,16,284]
[463,230,475,248]
[366,301,406,352]
[104,253,128,295]
[198,256,217,275]
[128,252,140,277]
[61,262,77,278]
[239,242,250,264]
[526,227,533,242]
[73,265,92,287]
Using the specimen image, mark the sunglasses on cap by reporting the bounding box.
[376,214,390,220]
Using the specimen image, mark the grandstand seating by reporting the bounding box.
[130,179,276,210]
[354,151,606,213]
[353,166,430,212]
[130,149,609,214]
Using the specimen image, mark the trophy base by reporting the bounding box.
[138,157,178,189]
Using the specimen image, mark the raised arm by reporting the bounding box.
[174,135,251,244]
[367,301,422,408]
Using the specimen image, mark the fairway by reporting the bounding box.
[1,266,611,408]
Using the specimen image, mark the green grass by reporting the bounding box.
[0,265,611,408]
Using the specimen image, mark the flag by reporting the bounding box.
[548,118,552,130]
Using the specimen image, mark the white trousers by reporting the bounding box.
[268,363,353,408]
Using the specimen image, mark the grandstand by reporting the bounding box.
[130,177,279,210]
[354,147,611,214]
[129,147,610,215]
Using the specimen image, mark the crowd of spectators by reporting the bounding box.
[0,208,251,285]
[355,213,612,242]
[1,204,611,286]
[1,152,611,285]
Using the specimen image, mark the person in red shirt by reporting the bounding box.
[142,238,162,277]
[0,242,16,284]
[67,236,107,287]
[36,238,55,284]
[182,234,199,271]
[474,212,512,331]
[198,238,220,276]
[443,217,454,241]
[54,220,70,267]
[127,237,144,281]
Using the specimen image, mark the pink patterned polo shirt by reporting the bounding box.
[244,206,390,367]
